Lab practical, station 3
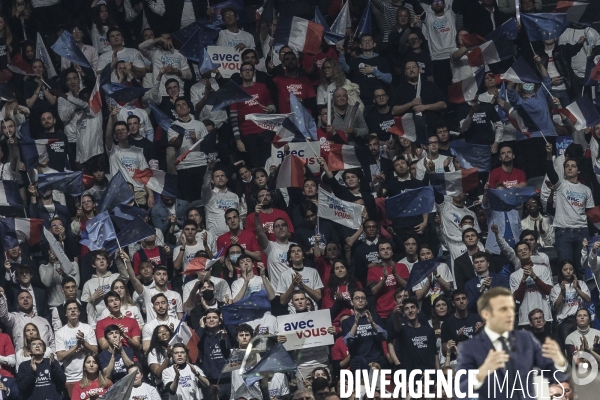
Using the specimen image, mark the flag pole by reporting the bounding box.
[327,92,332,126]
[304,137,319,159]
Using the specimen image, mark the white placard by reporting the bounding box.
[276,310,334,351]
[270,142,320,173]
[207,46,242,78]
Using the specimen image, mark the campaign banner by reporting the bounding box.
[555,135,573,157]
[277,310,334,351]
[207,46,242,78]
[271,142,319,173]
[318,187,364,229]
[221,349,247,373]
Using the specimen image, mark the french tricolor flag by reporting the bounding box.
[272,154,306,189]
[430,168,479,196]
[169,312,201,363]
[0,217,43,249]
[132,168,177,198]
[274,16,324,55]
[0,180,23,208]
[501,57,541,84]
[320,142,361,171]
[7,54,33,75]
[467,38,513,67]
[387,113,427,144]
[448,68,484,104]
[586,206,600,230]
[564,96,600,130]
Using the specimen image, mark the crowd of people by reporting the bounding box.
[0,0,598,398]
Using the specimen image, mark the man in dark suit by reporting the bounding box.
[7,265,51,324]
[465,252,510,312]
[454,228,483,290]
[456,287,567,399]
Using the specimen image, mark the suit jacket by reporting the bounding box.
[150,199,190,238]
[464,272,510,312]
[456,329,563,399]
[8,284,51,325]
[454,252,507,290]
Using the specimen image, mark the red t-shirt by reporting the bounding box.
[245,209,294,241]
[230,82,273,136]
[488,167,527,189]
[0,333,14,377]
[71,379,113,400]
[302,48,338,85]
[132,247,162,274]
[216,230,261,255]
[317,128,348,144]
[322,282,363,310]
[331,336,349,364]
[272,75,316,114]
[367,263,410,319]
[95,316,140,348]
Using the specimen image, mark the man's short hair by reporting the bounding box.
[461,227,479,241]
[220,6,237,18]
[402,297,419,309]
[151,293,168,304]
[224,208,239,218]
[528,308,544,321]
[126,114,140,123]
[235,323,253,337]
[62,276,77,287]
[477,287,513,315]
[103,290,120,306]
[103,324,122,341]
[106,26,123,38]
[291,290,306,300]
[519,229,538,241]
[164,78,179,88]
[182,219,197,229]
[377,240,393,252]
[472,251,489,263]
[452,289,468,301]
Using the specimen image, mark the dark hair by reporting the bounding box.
[519,229,538,241]
[402,297,420,309]
[106,26,123,38]
[528,308,544,321]
[431,296,449,331]
[299,201,318,218]
[113,121,128,133]
[514,241,530,252]
[241,48,258,60]
[224,208,239,218]
[148,324,173,360]
[472,251,489,263]
[62,276,77,287]
[205,309,222,319]
[286,244,304,263]
[174,97,190,109]
[452,289,468,301]
[182,219,197,229]
[220,6,237,18]
[327,260,360,302]
[557,259,575,281]
[462,227,479,241]
[64,299,79,314]
[103,324,122,341]
[164,78,179,89]
[376,240,393,252]
[126,114,141,124]
[151,293,168,304]
[239,62,254,72]
[235,323,253,337]
[103,290,121,306]
[341,168,363,182]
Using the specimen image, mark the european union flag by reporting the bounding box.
[406,258,441,290]
[200,128,218,154]
[98,171,134,213]
[485,18,518,41]
[199,48,220,75]
[487,187,538,211]
[38,171,84,195]
[288,92,317,140]
[80,211,117,251]
[314,7,345,43]
[521,13,569,41]
[586,234,600,255]
[105,216,155,254]
[450,139,492,172]
[222,289,271,325]
[113,204,148,221]
[260,0,275,25]
[242,344,297,386]
[385,187,434,219]
[19,136,41,169]
[179,26,220,62]
[0,180,23,208]
[50,31,91,69]
[102,83,149,103]
[206,80,252,111]
[356,1,372,37]
[148,103,186,137]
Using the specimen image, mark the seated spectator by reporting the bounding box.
[464,252,510,312]
[70,354,112,400]
[98,325,135,383]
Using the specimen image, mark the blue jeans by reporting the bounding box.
[555,227,588,277]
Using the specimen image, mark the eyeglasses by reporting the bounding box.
[353,296,366,301]
[241,68,254,72]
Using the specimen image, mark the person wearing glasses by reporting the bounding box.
[365,88,395,142]
[216,8,255,51]
[401,32,434,82]
[16,338,65,400]
[230,62,276,168]
[60,24,98,72]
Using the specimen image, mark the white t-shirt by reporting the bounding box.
[150,48,190,97]
[162,364,206,400]
[107,145,149,191]
[118,106,154,142]
[265,241,294,289]
[553,180,594,229]
[142,287,183,322]
[544,48,567,91]
[415,156,454,180]
[130,382,161,400]
[231,275,270,300]
[411,263,454,298]
[167,117,208,170]
[549,281,591,323]
[91,25,111,55]
[509,265,553,326]
[55,322,97,382]
[275,267,324,313]
[268,373,290,399]
[216,29,255,49]
[142,316,181,341]
[100,305,144,328]
[173,242,205,272]
[558,27,600,78]
[182,276,232,304]
[98,47,146,74]
[422,8,457,60]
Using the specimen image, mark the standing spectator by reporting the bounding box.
[521,197,554,247]
[440,290,483,359]
[488,144,527,189]
[276,245,323,313]
[202,161,245,237]
[464,252,509,311]
[61,24,99,71]
[272,52,316,114]
[16,338,65,400]
[216,8,255,50]
[368,241,409,319]
[97,27,146,79]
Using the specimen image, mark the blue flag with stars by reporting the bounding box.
[38,171,84,195]
[102,83,149,103]
[222,289,271,325]
[487,187,538,211]
[179,26,220,62]
[356,1,372,37]
[289,92,317,140]
[450,139,492,172]
[80,211,117,251]
[50,31,91,69]
[104,216,156,254]
[385,186,434,219]
[199,48,220,75]
[314,7,345,43]
[98,171,134,213]
[485,17,517,41]
[206,80,252,111]
[521,13,569,41]
[242,344,297,386]
[149,103,187,137]
[406,258,441,290]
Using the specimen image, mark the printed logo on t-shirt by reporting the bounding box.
[179,375,193,388]
[125,310,133,318]
[433,16,451,33]
[503,180,518,188]
[119,156,137,172]
[472,112,487,124]
[365,251,380,264]
[50,141,65,153]
[35,369,51,387]
[246,94,260,107]
[277,252,288,263]
[160,55,180,66]
[216,199,237,211]
[566,189,586,208]
[379,119,394,132]
[412,335,429,349]
[287,84,303,96]
[262,222,274,234]
[564,290,579,307]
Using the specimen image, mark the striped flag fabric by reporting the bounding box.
[0,180,23,208]
[43,227,74,274]
[88,75,102,115]
[467,38,513,67]
[448,68,485,104]
[274,16,324,55]
[169,312,201,363]
[174,129,218,166]
[387,113,427,144]
[429,168,479,196]
[272,155,306,189]
[564,96,600,130]
[132,168,177,197]
[0,217,43,249]
[501,57,541,84]
[8,53,34,75]
[586,206,600,230]
[19,136,58,169]
[460,33,487,48]
[245,113,290,132]
[320,142,361,171]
